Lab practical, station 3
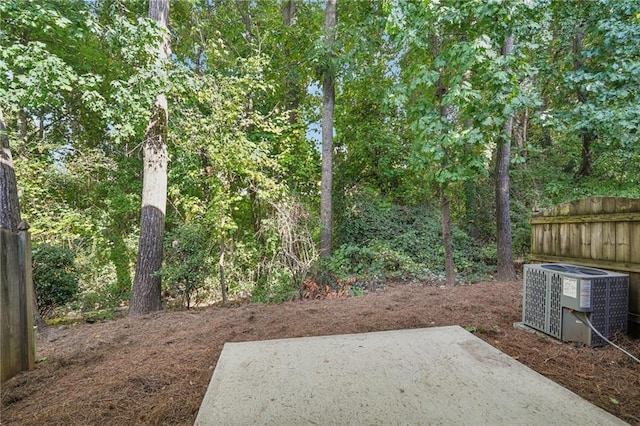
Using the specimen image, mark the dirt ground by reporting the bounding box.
[2,280,639,425]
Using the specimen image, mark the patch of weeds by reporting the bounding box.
[45,317,83,326]
[464,325,500,334]
[348,286,365,297]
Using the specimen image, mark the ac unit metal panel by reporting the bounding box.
[522,264,629,347]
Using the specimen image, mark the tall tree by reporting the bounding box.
[540,0,640,184]
[0,106,21,231]
[129,0,170,315]
[495,36,516,281]
[387,0,543,283]
[320,0,337,258]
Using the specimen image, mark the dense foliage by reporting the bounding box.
[332,192,496,283]
[32,244,79,318]
[1,0,639,312]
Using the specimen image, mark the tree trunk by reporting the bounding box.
[0,106,22,232]
[540,96,553,148]
[320,0,337,258]
[495,35,516,282]
[576,132,593,178]
[572,28,593,178]
[129,0,170,315]
[235,0,255,122]
[441,192,455,286]
[282,0,301,124]
[235,0,252,43]
[219,238,227,306]
[434,58,456,286]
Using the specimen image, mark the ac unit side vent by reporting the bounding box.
[549,274,562,339]
[523,268,548,333]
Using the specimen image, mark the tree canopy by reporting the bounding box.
[1,0,638,313]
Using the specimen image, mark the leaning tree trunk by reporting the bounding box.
[495,35,516,282]
[0,106,22,232]
[129,0,170,315]
[320,0,337,258]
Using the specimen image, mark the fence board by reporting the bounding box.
[580,223,591,259]
[630,224,640,264]
[569,223,580,258]
[616,223,630,263]
[602,222,616,261]
[559,223,570,256]
[603,197,617,213]
[591,222,603,260]
[591,197,603,214]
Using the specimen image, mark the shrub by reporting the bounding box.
[162,221,214,309]
[251,270,298,303]
[32,244,79,318]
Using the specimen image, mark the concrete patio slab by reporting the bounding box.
[195,326,626,425]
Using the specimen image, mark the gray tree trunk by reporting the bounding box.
[441,192,455,286]
[495,35,516,281]
[320,0,337,258]
[129,0,170,315]
[0,106,21,232]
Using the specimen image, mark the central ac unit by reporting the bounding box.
[522,263,628,347]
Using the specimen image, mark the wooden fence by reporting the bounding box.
[530,197,640,331]
[1,226,35,382]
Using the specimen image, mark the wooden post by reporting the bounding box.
[0,224,34,382]
[18,222,35,370]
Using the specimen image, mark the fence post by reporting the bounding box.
[18,221,35,370]
[0,223,35,382]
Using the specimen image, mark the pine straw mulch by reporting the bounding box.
[2,280,639,425]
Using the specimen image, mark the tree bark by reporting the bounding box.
[441,192,455,286]
[129,0,170,315]
[320,0,337,258]
[572,28,593,178]
[576,132,593,178]
[0,106,22,232]
[434,57,456,286]
[282,0,301,124]
[219,239,226,306]
[235,0,255,121]
[235,0,252,43]
[495,35,516,282]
